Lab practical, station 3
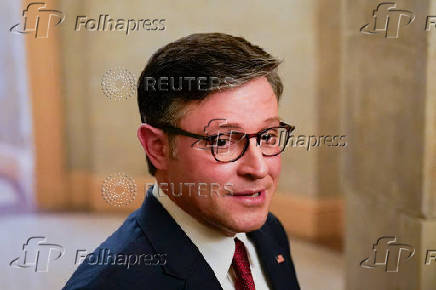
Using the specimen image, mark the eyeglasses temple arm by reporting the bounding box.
[159,125,211,140]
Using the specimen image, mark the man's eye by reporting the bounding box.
[261,133,279,145]
[261,134,275,141]
[216,138,229,147]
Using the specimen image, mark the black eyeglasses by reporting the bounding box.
[154,121,295,162]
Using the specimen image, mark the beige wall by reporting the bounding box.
[25,0,69,210]
[0,0,34,212]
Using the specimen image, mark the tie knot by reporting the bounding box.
[232,237,255,290]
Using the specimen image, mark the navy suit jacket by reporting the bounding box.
[64,186,300,290]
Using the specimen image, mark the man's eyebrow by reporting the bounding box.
[264,116,281,123]
[219,123,243,129]
[215,117,281,130]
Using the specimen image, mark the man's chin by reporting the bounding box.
[227,212,268,233]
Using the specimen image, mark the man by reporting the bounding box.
[64,33,300,290]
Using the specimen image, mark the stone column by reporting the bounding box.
[342,0,436,289]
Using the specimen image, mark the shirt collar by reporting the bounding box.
[152,182,249,285]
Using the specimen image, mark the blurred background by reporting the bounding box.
[1,0,435,289]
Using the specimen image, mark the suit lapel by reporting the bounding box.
[247,227,299,290]
[135,187,222,290]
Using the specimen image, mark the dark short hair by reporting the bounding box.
[137,32,283,175]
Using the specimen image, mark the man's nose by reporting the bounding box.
[236,138,268,179]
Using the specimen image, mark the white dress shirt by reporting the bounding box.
[152,183,271,290]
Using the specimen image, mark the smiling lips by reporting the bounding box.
[229,189,266,198]
[230,190,263,197]
[227,189,267,206]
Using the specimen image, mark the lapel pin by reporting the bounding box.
[276,254,285,264]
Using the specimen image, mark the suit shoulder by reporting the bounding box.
[263,212,292,250]
[266,212,280,224]
[63,209,164,290]
[265,212,286,233]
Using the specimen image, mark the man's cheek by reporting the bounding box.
[268,157,281,177]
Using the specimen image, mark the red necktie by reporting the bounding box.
[232,237,255,290]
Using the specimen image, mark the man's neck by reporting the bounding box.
[153,177,237,237]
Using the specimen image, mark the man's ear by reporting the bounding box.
[137,123,169,171]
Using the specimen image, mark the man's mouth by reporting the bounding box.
[226,189,267,206]
[229,190,264,197]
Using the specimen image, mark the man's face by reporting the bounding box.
[165,77,281,235]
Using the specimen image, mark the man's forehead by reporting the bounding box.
[179,77,279,131]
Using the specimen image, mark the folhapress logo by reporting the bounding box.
[360,2,415,38]
[10,2,65,38]
[9,236,65,272]
[360,236,415,272]
[75,15,166,35]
